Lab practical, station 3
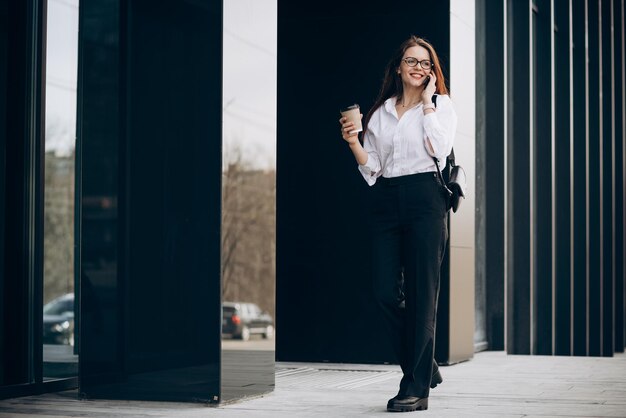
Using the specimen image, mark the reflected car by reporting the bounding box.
[222,302,274,341]
[43,293,75,346]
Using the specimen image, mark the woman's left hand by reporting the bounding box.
[422,73,437,101]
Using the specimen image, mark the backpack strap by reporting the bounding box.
[429,94,455,167]
[429,94,452,196]
[448,148,456,167]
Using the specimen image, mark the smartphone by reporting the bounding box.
[423,76,431,86]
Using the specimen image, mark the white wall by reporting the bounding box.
[449,0,476,363]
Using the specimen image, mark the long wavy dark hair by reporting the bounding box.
[362,36,449,138]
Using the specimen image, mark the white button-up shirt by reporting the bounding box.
[358,95,457,186]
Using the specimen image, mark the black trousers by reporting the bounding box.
[370,172,448,399]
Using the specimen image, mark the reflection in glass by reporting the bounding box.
[43,293,75,346]
[221,163,276,348]
[221,0,277,402]
[222,302,274,341]
[43,0,79,380]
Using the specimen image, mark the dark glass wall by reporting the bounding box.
[277,0,451,363]
[0,0,46,395]
[1,0,84,400]
[77,0,123,391]
[78,0,223,402]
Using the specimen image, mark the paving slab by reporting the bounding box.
[0,351,625,417]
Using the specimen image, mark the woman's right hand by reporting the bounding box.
[338,116,361,145]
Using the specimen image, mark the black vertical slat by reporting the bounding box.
[0,0,7,386]
[587,0,603,357]
[554,0,573,356]
[532,0,554,355]
[477,0,506,351]
[572,0,588,356]
[601,0,615,357]
[614,0,625,353]
[476,0,488,352]
[507,0,532,354]
[620,0,626,354]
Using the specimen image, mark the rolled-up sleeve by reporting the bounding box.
[357,130,382,186]
[423,95,457,161]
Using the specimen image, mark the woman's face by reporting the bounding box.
[397,45,432,89]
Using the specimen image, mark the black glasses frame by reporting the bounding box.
[402,57,433,70]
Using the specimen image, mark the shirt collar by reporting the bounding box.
[384,97,398,118]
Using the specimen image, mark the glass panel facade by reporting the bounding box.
[78,0,223,402]
[43,0,79,380]
[221,0,277,401]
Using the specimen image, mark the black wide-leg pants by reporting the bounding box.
[370,172,448,399]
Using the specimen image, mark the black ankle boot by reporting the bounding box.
[387,396,428,412]
[430,368,443,389]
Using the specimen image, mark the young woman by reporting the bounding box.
[339,36,457,412]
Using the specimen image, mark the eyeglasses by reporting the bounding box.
[402,57,433,70]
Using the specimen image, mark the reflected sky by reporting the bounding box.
[223,0,277,170]
[46,0,277,169]
[45,0,79,156]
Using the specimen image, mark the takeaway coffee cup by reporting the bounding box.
[340,104,362,134]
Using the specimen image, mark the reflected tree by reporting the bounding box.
[221,149,276,318]
[43,116,75,304]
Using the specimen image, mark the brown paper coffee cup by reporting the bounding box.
[340,104,362,134]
